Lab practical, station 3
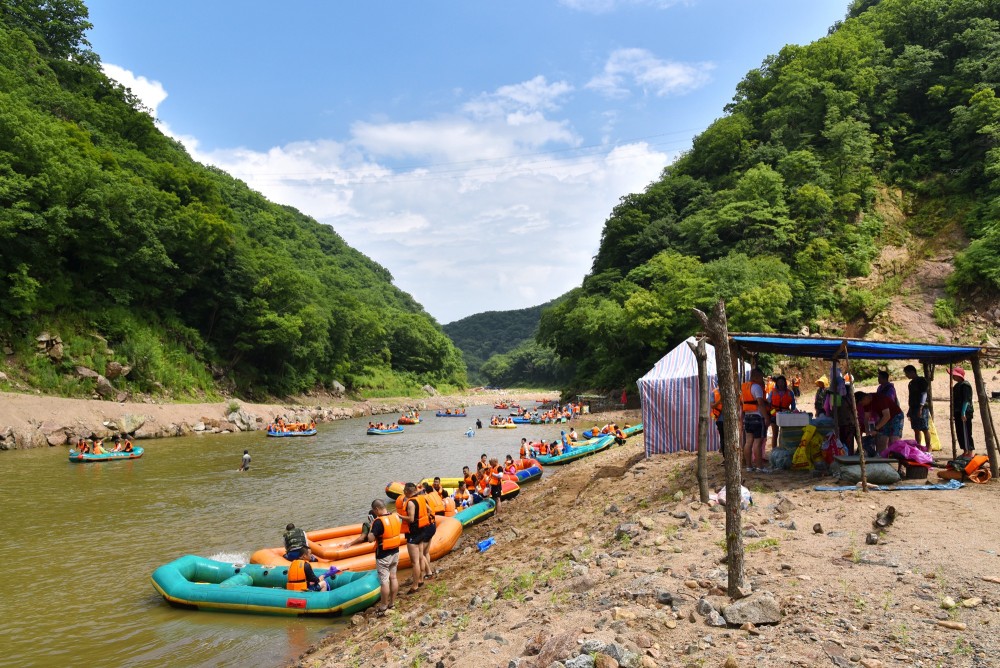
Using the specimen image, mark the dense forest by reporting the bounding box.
[0,0,465,399]
[529,0,1000,393]
[443,299,567,386]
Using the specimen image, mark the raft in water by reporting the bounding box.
[367,426,403,435]
[266,429,317,437]
[69,447,144,463]
[435,411,466,417]
[150,555,380,616]
[535,435,615,465]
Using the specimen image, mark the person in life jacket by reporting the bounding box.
[286,547,330,592]
[767,375,797,449]
[422,482,446,516]
[504,455,517,476]
[402,483,435,592]
[710,387,725,455]
[368,499,401,614]
[283,523,311,561]
[741,368,770,472]
[453,481,471,508]
[488,457,504,517]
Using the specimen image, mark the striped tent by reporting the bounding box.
[637,338,747,456]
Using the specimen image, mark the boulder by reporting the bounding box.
[422,384,439,396]
[40,422,69,446]
[565,656,595,668]
[226,408,258,432]
[330,380,346,396]
[135,421,164,440]
[95,375,115,399]
[531,630,578,668]
[722,591,782,626]
[105,361,131,380]
[193,422,206,432]
[36,331,53,343]
[46,342,64,361]
[119,413,146,434]
[75,366,100,379]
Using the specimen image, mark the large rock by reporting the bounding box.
[40,422,69,446]
[46,342,64,361]
[422,384,439,396]
[135,421,165,440]
[531,630,578,668]
[330,380,346,397]
[722,591,782,626]
[105,361,131,380]
[118,413,146,434]
[95,375,115,399]
[75,366,100,379]
[226,408,258,432]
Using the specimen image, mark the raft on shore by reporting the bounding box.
[535,434,615,465]
[69,447,144,463]
[250,515,463,571]
[151,555,380,616]
[386,478,521,502]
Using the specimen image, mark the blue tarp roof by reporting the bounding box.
[731,335,982,363]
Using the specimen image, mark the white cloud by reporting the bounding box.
[127,74,671,322]
[101,63,168,116]
[587,48,713,98]
[559,0,694,14]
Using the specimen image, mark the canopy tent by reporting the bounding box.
[728,333,1000,477]
[638,337,749,456]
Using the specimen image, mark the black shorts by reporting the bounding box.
[490,485,502,499]
[743,413,765,438]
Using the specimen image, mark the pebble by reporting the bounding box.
[940,597,956,610]
[961,597,982,608]
[813,523,824,534]
[684,579,699,589]
[936,620,967,631]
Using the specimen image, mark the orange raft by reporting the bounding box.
[249,516,462,572]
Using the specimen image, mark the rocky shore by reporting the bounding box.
[0,389,557,451]
[296,411,1000,668]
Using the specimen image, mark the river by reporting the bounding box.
[0,404,554,667]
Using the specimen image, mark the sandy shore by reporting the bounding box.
[0,389,560,451]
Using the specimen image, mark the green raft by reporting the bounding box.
[535,434,615,465]
[151,555,380,616]
[453,499,496,527]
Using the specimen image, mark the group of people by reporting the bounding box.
[730,363,978,472]
[489,415,514,426]
[368,422,400,430]
[75,435,134,454]
[266,419,316,433]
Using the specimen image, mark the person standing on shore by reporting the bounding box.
[903,365,930,448]
[951,367,975,457]
[368,499,400,616]
[238,450,251,472]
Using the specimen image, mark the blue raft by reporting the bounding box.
[69,447,144,463]
[367,426,403,435]
[151,555,381,616]
[266,429,317,437]
[454,499,496,527]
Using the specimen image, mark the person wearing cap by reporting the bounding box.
[814,376,830,418]
[951,367,975,457]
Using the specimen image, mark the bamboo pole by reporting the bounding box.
[694,301,746,598]
[970,355,999,477]
[949,366,957,460]
[688,337,710,503]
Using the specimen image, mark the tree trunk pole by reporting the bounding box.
[970,355,999,476]
[693,301,746,598]
[949,367,957,460]
[688,337,710,503]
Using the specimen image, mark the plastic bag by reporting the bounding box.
[712,485,753,509]
[791,444,811,470]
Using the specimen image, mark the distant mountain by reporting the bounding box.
[444,299,561,384]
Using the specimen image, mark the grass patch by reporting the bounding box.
[746,538,780,552]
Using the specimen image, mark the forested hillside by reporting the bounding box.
[535,0,1000,393]
[0,0,465,399]
[443,299,564,385]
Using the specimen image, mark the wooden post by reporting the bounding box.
[688,337,710,503]
[693,301,746,598]
[948,366,957,460]
[970,354,999,476]
[922,362,936,419]
[843,345,868,491]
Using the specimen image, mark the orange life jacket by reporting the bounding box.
[442,497,457,517]
[519,444,527,458]
[375,514,403,551]
[395,495,410,534]
[741,382,762,413]
[769,389,794,413]
[490,466,503,487]
[454,489,470,504]
[409,495,433,529]
[426,490,445,516]
[463,474,475,489]
[287,560,308,591]
[711,388,723,420]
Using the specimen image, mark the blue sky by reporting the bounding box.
[87,0,848,323]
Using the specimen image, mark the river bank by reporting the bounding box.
[298,407,1000,668]
[0,388,559,450]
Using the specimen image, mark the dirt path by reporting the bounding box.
[300,409,1000,668]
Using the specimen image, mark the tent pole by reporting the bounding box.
[971,355,999,476]
[949,366,957,460]
[688,337,710,503]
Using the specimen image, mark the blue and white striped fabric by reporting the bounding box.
[638,337,743,457]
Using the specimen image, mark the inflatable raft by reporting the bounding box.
[266,429,317,437]
[386,478,521,502]
[488,423,516,429]
[151,555,380,616]
[454,499,496,527]
[69,447,144,463]
[367,426,403,435]
[536,435,615,465]
[435,411,466,417]
[503,458,543,484]
[251,515,463,572]
[398,416,421,425]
